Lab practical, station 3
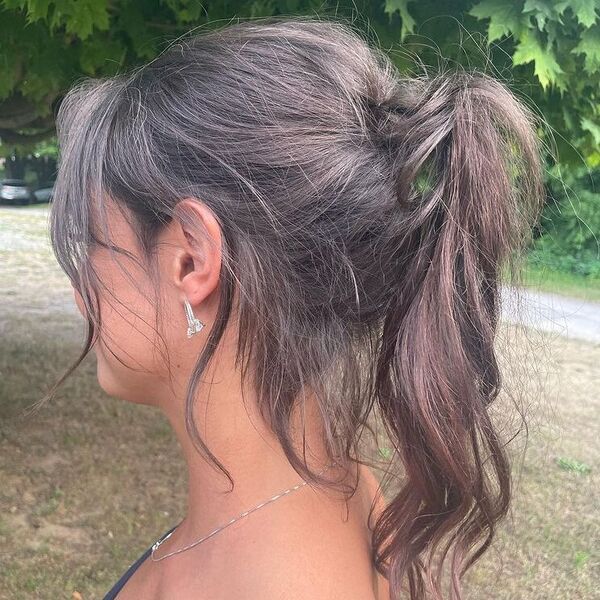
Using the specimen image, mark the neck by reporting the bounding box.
[154,345,349,554]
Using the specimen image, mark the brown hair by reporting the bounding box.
[43,16,544,600]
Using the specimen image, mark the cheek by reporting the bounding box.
[92,264,170,395]
[99,288,158,364]
[95,294,169,403]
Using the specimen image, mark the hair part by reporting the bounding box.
[43,16,544,600]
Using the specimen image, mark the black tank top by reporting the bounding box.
[103,524,178,600]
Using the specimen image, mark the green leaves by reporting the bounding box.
[384,0,416,42]
[471,0,568,89]
[55,0,110,40]
[556,0,599,28]
[79,35,124,74]
[580,116,600,145]
[523,0,565,31]
[0,0,599,165]
[470,0,600,89]
[572,25,600,73]
[468,0,600,160]
[6,0,54,23]
[3,0,111,39]
[512,29,564,90]
[469,0,525,42]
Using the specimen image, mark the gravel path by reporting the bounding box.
[0,206,77,326]
[501,286,600,344]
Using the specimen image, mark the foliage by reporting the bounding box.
[529,165,600,279]
[0,0,599,166]
[381,0,600,166]
[466,0,600,165]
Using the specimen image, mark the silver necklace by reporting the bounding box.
[151,464,334,561]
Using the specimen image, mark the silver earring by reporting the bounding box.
[183,299,205,338]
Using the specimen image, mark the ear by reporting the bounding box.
[171,198,222,307]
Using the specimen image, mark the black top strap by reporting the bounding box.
[103,524,178,600]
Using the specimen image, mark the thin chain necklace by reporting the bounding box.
[151,464,334,561]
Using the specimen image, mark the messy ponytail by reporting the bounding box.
[45,17,544,600]
[371,73,543,597]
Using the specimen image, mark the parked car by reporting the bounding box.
[0,179,36,205]
[33,181,55,203]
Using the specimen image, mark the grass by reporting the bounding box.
[1,205,599,599]
[1,316,599,599]
[519,262,600,303]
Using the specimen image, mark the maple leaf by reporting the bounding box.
[469,0,525,42]
[523,0,565,31]
[555,0,599,29]
[512,29,564,89]
[572,25,600,73]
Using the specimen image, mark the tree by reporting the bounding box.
[1,0,599,166]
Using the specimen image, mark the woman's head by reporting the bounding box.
[47,16,544,600]
[51,17,404,402]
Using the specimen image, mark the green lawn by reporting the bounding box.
[519,262,600,303]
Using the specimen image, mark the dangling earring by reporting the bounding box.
[183,299,205,338]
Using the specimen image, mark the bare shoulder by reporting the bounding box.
[212,464,389,599]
